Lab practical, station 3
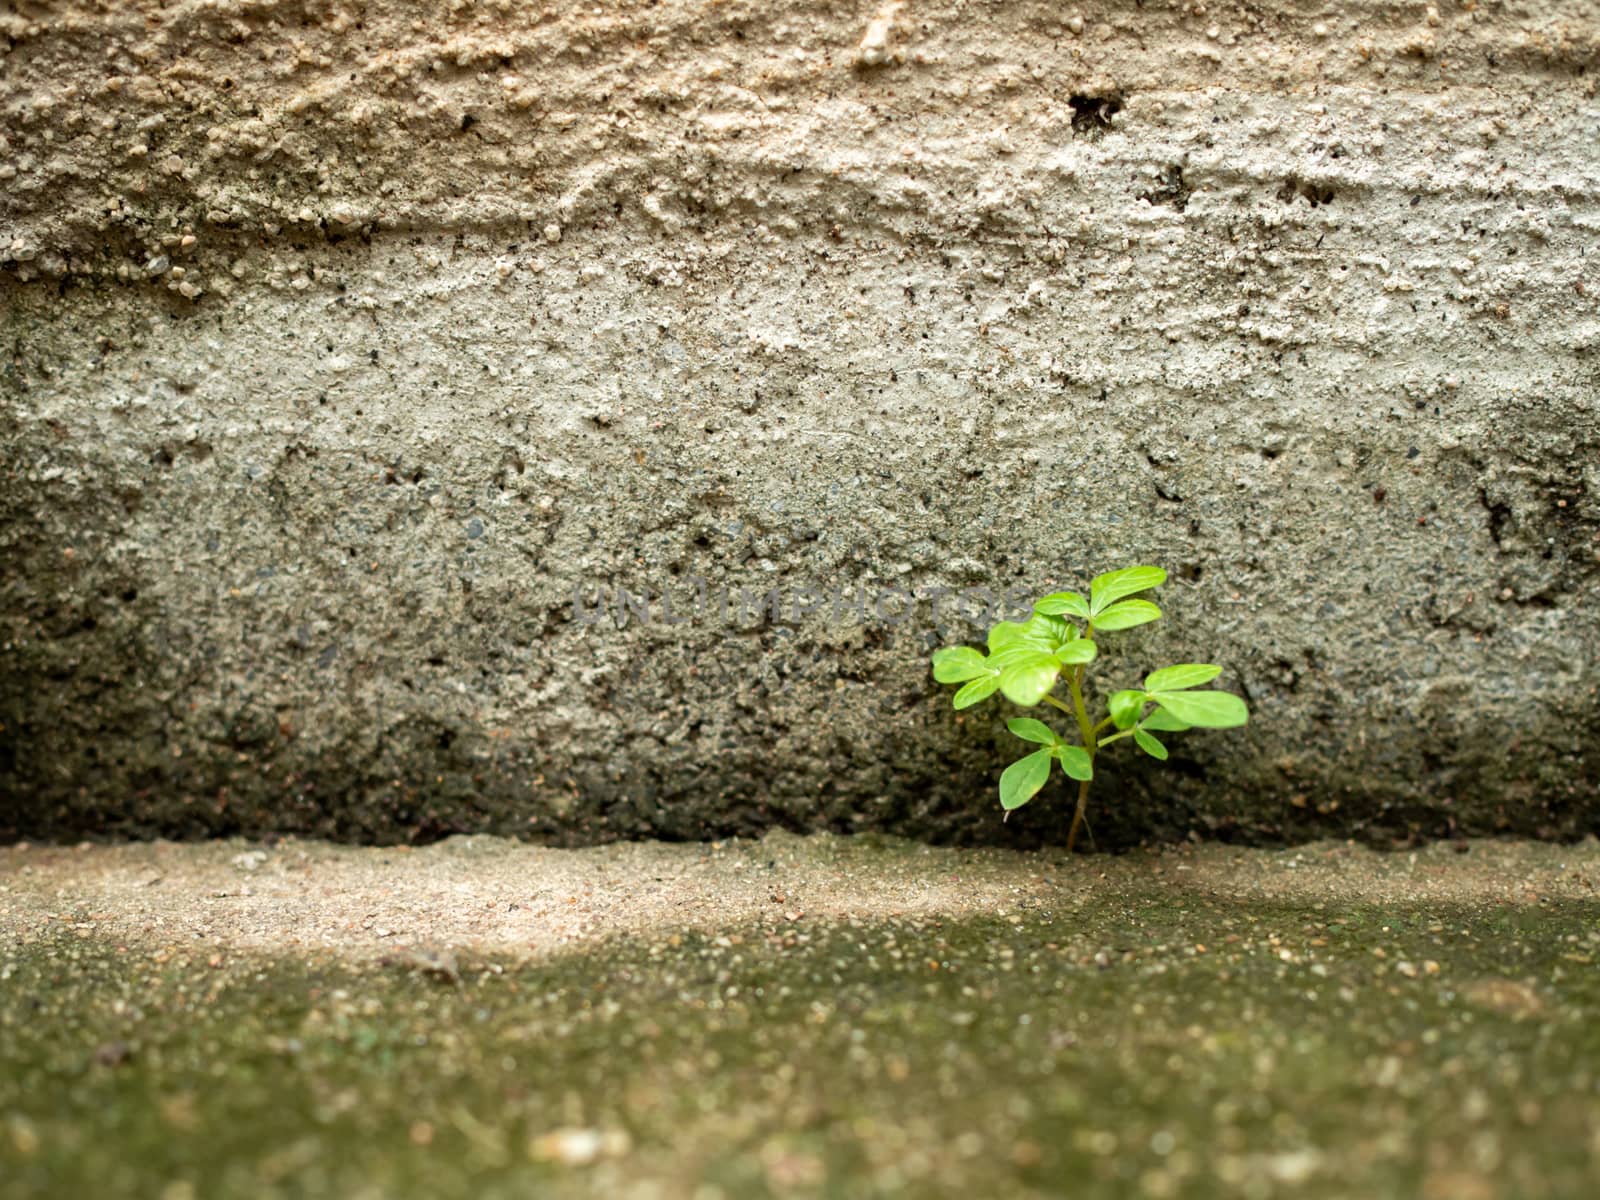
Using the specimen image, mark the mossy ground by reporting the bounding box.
[4,865,1598,1199]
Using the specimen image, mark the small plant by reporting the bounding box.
[931,565,1248,850]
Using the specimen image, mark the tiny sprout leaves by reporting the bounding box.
[1089,565,1166,615]
[1054,639,1098,666]
[1056,744,1094,781]
[1007,717,1059,746]
[1034,591,1090,619]
[1108,689,1145,730]
[953,674,1002,710]
[987,620,1037,655]
[1000,748,1054,810]
[991,613,1080,669]
[1091,599,1162,632]
[998,653,1062,707]
[1134,728,1169,760]
[1143,663,1222,692]
[1139,708,1191,733]
[928,564,1248,830]
[1147,689,1249,728]
[1026,613,1078,650]
[932,646,990,684]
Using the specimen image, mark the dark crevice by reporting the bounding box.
[1139,163,1191,211]
[1277,176,1336,206]
[1069,92,1123,136]
[1478,487,1513,549]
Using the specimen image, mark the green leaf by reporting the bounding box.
[1091,599,1162,631]
[1006,717,1059,746]
[1056,744,1094,781]
[1026,612,1077,646]
[1134,728,1169,760]
[1054,639,1098,666]
[1034,591,1090,618]
[1147,689,1249,728]
[1000,748,1054,810]
[1089,565,1167,615]
[932,646,990,684]
[987,620,1037,655]
[993,616,1078,664]
[997,654,1062,707]
[952,675,1001,710]
[1108,689,1145,730]
[1140,708,1191,732]
[1143,664,1223,692]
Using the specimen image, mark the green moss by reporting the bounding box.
[3,894,1599,1198]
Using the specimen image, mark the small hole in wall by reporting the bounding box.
[1179,563,1203,583]
[1069,93,1123,136]
[1278,176,1336,207]
[1139,163,1191,211]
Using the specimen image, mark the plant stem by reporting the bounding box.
[1067,779,1091,851]
[1066,667,1096,751]
[1067,666,1097,852]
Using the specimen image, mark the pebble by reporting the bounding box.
[857,5,897,65]
[145,255,170,277]
[529,1127,630,1166]
[93,1040,132,1067]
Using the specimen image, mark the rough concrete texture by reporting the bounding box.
[4,836,1600,1199]
[2,1,1599,846]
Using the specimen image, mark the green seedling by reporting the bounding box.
[931,565,1248,850]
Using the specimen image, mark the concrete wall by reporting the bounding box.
[3,0,1598,846]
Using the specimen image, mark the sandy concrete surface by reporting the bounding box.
[3,832,1596,959]
[4,833,1599,1199]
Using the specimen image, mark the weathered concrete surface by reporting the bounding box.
[3,836,1599,1199]
[2,1,1598,845]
